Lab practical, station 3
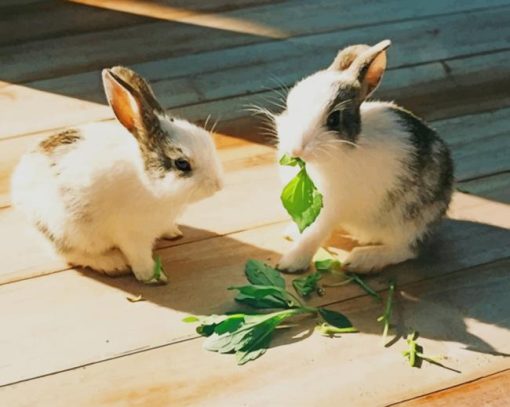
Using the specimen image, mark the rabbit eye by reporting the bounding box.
[326,110,341,130]
[175,158,192,172]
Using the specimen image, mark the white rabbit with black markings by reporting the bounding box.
[11,66,223,283]
[274,40,453,273]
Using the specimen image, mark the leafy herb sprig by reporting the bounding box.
[185,260,356,365]
[403,331,445,368]
[301,248,381,302]
[144,255,167,284]
[279,154,323,232]
[377,280,396,345]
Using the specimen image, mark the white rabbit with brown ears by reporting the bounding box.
[11,66,223,283]
[274,40,453,273]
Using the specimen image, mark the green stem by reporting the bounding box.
[288,290,308,308]
[379,281,396,343]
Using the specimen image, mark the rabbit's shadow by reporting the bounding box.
[83,217,510,359]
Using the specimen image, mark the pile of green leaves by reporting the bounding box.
[279,154,323,232]
[185,259,357,365]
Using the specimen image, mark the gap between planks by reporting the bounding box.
[1,258,509,406]
[0,187,508,386]
[3,0,509,84]
[389,368,510,406]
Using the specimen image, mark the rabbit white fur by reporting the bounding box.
[11,66,223,283]
[275,40,453,273]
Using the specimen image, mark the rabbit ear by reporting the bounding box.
[102,67,164,142]
[328,44,371,71]
[348,39,391,99]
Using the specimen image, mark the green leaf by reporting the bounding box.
[313,248,342,272]
[318,308,354,330]
[229,285,300,309]
[279,154,304,168]
[244,259,285,288]
[315,258,341,273]
[316,322,358,336]
[236,341,269,365]
[182,315,200,323]
[235,321,277,365]
[202,310,303,364]
[292,271,323,297]
[194,314,239,337]
[234,293,289,309]
[280,158,323,232]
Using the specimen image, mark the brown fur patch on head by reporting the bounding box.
[39,129,82,154]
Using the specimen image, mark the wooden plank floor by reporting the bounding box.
[1,1,509,406]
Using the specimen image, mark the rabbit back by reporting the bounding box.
[11,122,148,255]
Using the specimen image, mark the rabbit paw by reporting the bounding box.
[162,225,183,240]
[277,250,311,273]
[343,245,414,274]
[66,249,129,277]
[142,270,168,285]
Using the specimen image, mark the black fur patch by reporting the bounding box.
[383,105,454,227]
[326,85,361,143]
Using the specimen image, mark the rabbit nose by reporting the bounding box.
[291,146,304,157]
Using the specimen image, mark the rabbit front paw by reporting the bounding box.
[277,250,312,273]
[161,225,183,240]
[343,244,415,274]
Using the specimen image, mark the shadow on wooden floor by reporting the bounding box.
[80,218,510,360]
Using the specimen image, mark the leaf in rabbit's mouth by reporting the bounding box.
[279,154,323,232]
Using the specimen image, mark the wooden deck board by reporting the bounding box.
[1,0,509,405]
[3,3,510,139]
[1,259,509,406]
[2,0,507,84]
[0,186,508,386]
[394,369,510,406]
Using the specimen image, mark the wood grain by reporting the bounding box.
[0,184,508,386]
[2,0,507,84]
[1,1,509,404]
[394,369,510,406]
[1,259,509,406]
[3,5,510,140]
